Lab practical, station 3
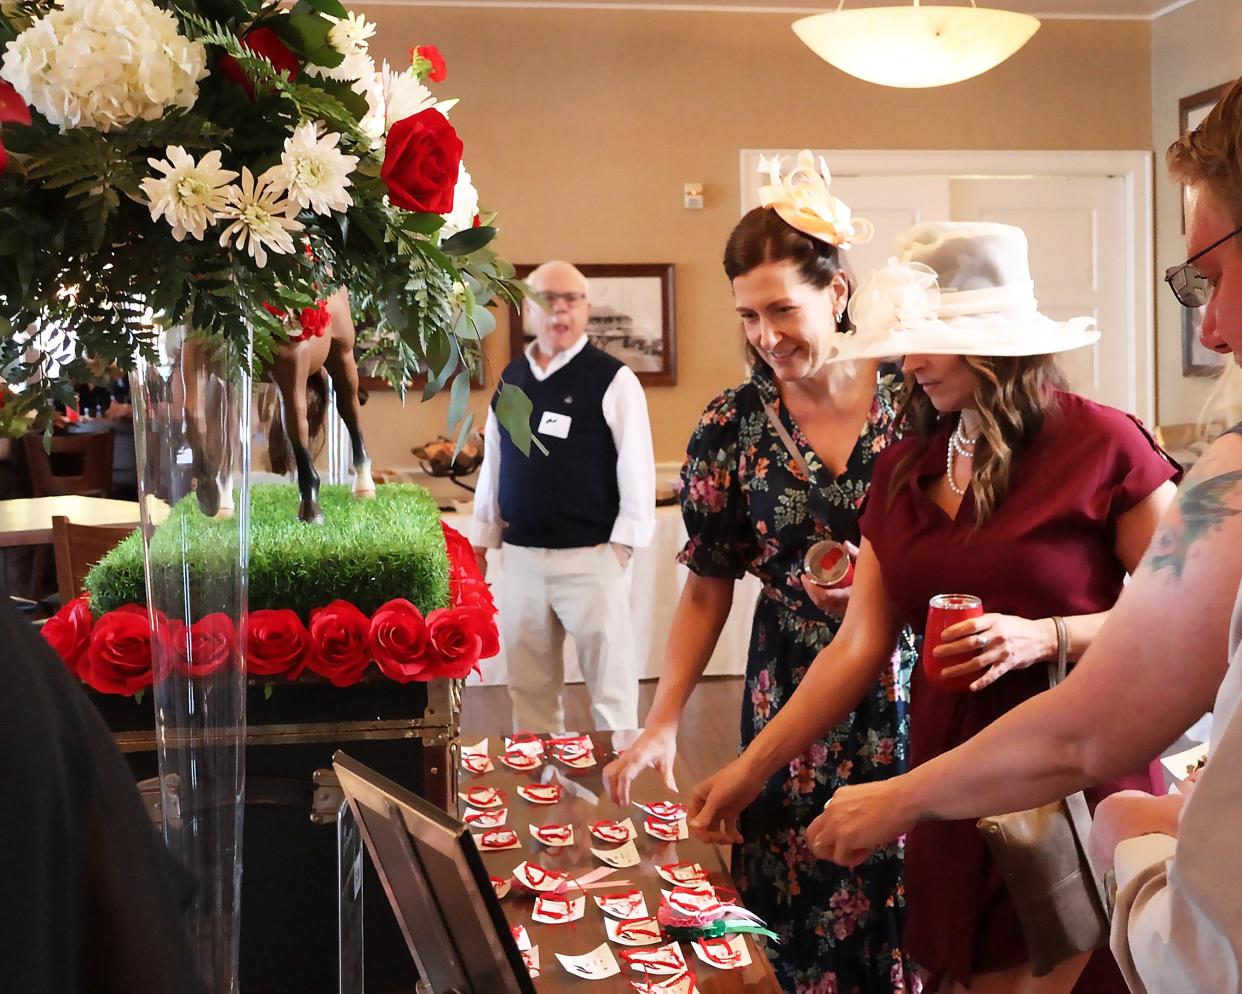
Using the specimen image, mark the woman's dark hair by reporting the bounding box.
[723,208,851,367]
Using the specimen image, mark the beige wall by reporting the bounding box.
[356,5,1151,468]
[1151,0,1241,427]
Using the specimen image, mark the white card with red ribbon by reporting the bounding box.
[594,889,650,921]
[510,923,531,951]
[460,745,494,776]
[635,801,687,821]
[460,786,505,810]
[490,875,511,899]
[552,738,597,769]
[532,892,586,925]
[656,862,710,886]
[516,782,562,805]
[555,943,621,981]
[644,815,688,842]
[463,807,507,829]
[619,942,688,976]
[505,733,546,759]
[530,822,575,848]
[591,839,641,868]
[501,750,543,772]
[691,933,752,970]
[628,970,698,993]
[521,947,540,979]
[590,818,637,844]
[605,915,663,947]
[512,860,571,893]
[474,829,521,852]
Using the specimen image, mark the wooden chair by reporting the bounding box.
[50,515,136,603]
[21,430,115,498]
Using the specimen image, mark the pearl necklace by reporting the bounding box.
[946,419,978,497]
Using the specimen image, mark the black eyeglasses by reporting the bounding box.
[1165,223,1242,308]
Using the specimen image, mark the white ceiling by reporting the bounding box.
[381,0,1193,19]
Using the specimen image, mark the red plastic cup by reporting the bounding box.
[804,540,855,589]
[922,593,983,693]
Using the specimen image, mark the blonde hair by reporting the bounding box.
[889,355,1068,525]
[1168,80,1242,223]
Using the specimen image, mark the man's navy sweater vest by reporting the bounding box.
[495,343,622,548]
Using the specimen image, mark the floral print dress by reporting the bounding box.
[678,365,920,994]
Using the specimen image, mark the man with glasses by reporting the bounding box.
[797,82,1242,993]
[472,260,655,733]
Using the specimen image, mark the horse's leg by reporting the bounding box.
[273,363,322,524]
[323,291,374,498]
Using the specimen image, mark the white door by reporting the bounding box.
[740,151,1151,421]
[952,176,1133,414]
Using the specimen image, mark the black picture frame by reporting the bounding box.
[508,263,677,386]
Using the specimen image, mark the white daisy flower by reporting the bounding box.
[326,12,376,55]
[440,164,479,237]
[360,61,435,140]
[140,146,238,241]
[217,167,304,268]
[277,122,358,216]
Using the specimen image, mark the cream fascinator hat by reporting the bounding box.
[833,221,1099,361]
[757,150,874,249]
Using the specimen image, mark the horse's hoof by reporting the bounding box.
[213,507,235,520]
[353,488,376,499]
[297,501,324,525]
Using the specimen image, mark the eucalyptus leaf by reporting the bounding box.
[495,382,535,457]
[447,367,470,433]
[451,410,476,464]
[441,225,497,258]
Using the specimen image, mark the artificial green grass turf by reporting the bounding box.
[85,483,451,619]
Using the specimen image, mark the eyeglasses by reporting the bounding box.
[1165,223,1242,308]
[538,291,587,307]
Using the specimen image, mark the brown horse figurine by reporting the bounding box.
[266,288,374,523]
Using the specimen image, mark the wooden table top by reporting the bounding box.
[459,731,782,994]
[0,496,142,547]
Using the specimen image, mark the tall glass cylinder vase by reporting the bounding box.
[130,321,252,993]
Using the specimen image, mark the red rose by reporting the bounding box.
[424,607,488,679]
[0,79,30,176]
[246,609,310,678]
[411,44,447,83]
[42,596,94,676]
[161,613,237,679]
[297,300,331,339]
[381,109,463,215]
[307,600,372,686]
[369,599,433,682]
[82,607,156,695]
[218,27,301,99]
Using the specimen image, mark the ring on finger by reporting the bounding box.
[974,633,989,649]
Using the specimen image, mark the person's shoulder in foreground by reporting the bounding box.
[0,598,204,994]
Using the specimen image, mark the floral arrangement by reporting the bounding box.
[43,520,498,695]
[0,0,536,450]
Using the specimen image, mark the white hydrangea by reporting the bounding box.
[359,61,436,141]
[0,0,207,133]
[275,122,357,217]
[440,164,479,237]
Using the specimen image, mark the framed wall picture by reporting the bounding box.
[1178,83,1230,377]
[508,263,677,386]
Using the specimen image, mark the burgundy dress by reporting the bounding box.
[858,392,1181,989]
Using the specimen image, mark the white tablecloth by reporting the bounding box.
[445,505,761,686]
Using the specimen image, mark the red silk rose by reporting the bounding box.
[381,109,463,214]
[369,598,432,682]
[246,609,310,678]
[0,79,31,176]
[42,596,94,676]
[307,600,372,686]
[82,606,157,695]
[219,27,301,99]
[298,300,331,339]
[424,607,486,679]
[411,44,447,83]
[162,613,237,679]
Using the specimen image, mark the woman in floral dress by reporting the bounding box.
[605,155,920,994]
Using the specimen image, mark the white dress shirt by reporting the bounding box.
[1111,581,1242,993]
[471,336,656,550]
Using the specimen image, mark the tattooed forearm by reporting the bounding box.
[1145,470,1242,578]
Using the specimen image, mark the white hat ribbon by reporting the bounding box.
[757,150,874,249]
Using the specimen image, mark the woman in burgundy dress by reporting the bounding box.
[687,222,1181,994]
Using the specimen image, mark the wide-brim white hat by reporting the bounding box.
[830,222,1099,362]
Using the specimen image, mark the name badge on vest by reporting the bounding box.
[537,411,572,439]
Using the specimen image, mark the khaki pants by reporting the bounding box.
[501,543,638,733]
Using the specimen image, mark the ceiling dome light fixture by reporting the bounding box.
[792,1,1041,89]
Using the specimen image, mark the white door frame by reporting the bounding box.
[740,150,1156,425]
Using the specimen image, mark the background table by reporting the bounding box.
[446,505,762,685]
[0,495,142,547]
[461,731,782,993]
